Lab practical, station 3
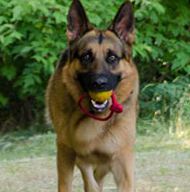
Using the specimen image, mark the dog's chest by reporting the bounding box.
[70,117,124,157]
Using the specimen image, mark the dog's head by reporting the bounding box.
[62,0,135,113]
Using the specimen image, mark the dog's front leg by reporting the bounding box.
[111,148,135,192]
[57,143,76,192]
[77,158,100,192]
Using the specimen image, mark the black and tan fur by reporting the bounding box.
[46,0,139,191]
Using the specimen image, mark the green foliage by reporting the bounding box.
[134,0,190,79]
[0,0,189,133]
[141,76,190,116]
[132,0,190,134]
[0,0,70,129]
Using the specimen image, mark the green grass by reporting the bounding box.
[0,130,190,192]
[0,131,56,161]
[0,129,189,161]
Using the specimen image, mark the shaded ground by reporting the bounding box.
[0,133,190,192]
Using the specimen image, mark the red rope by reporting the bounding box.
[78,92,123,121]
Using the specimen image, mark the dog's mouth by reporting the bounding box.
[90,99,110,113]
[88,91,112,113]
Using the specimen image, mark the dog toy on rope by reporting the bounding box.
[78,91,123,121]
[89,91,113,103]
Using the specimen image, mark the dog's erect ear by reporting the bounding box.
[109,1,135,44]
[67,0,91,42]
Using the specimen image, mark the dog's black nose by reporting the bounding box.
[92,76,108,90]
[77,72,121,92]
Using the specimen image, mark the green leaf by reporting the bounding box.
[0,94,8,106]
[53,12,64,24]
[0,24,14,33]
[172,52,189,71]
[0,65,17,80]
[184,65,190,74]
[10,31,22,40]
[12,5,23,21]
[152,2,165,14]
[0,16,7,24]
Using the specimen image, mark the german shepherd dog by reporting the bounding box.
[46,0,139,191]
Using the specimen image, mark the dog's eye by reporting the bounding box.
[106,53,119,65]
[80,51,93,65]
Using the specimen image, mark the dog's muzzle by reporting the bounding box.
[77,72,121,113]
[77,72,121,92]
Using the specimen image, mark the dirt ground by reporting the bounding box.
[0,148,190,192]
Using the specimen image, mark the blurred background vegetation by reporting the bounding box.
[0,0,189,135]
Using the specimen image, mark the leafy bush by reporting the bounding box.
[133,0,190,134]
[0,0,189,133]
[0,0,69,130]
[139,76,190,134]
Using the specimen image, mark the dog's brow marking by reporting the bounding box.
[98,32,104,44]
